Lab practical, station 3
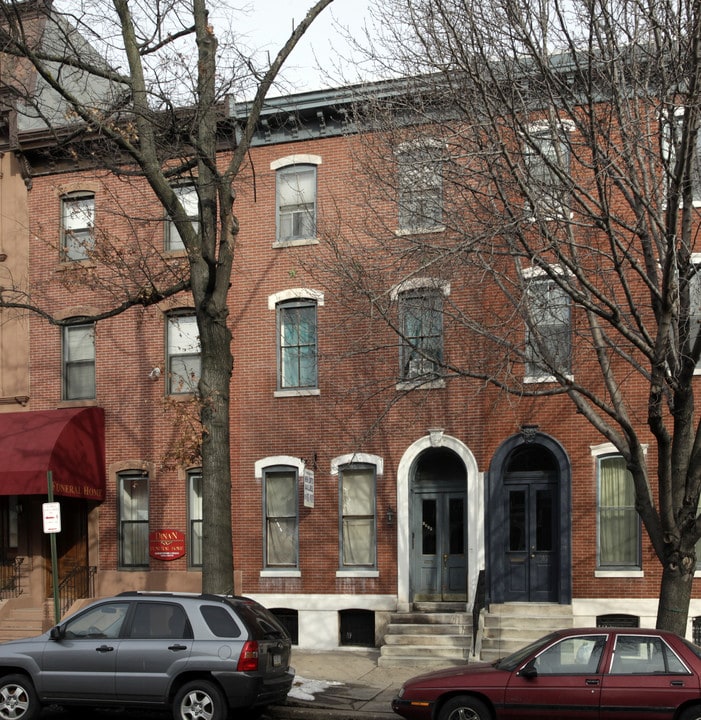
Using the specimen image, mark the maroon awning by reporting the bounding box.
[0,407,105,501]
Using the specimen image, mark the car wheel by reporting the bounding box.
[0,674,40,720]
[173,679,227,720]
[438,695,491,720]
[679,707,701,720]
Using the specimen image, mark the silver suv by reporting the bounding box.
[0,591,294,720]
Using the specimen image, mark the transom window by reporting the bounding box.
[61,192,94,261]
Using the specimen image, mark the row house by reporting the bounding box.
[0,6,698,656]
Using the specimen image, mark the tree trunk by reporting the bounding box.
[656,563,694,635]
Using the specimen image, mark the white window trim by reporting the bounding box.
[255,455,305,480]
[390,277,450,301]
[331,453,384,476]
[270,154,322,170]
[268,288,325,311]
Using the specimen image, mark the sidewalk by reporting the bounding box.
[267,649,445,720]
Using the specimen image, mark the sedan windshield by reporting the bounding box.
[495,632,559,671]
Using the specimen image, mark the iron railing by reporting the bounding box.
[0,557,24,599]
[58,565,96,615]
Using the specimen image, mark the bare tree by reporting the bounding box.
[317,0,701,633]
[0,0,335,593]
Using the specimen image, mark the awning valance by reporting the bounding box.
[0,407,105,501]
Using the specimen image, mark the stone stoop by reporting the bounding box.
[378,602,473,668]
[0,603,47,643]
[479,603,574,662]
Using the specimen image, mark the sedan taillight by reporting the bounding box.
[237,640,259,671]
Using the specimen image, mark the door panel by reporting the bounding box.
[505,481,557,602]
[413,491,466,601]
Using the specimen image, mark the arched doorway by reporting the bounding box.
[487,432,571,605]
[411,448,467,602]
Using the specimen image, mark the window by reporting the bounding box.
[264,467,299,568]
[63,602,130,639]
[399,289,443,380]
[532,635,606,674]
[340,465,376,568]
[63,322,95,400]
[525,275,571,378]
[398,144,443,231]
[689,259,701,368]
[167,313,201,394]
[166,184,199,251]
[598,455,640,568]
[276,165,316,242]
[128,603,192,639]
[611,635,688,674]
[118,471,149,568]
[277,299,317,389]
[61,192,94,261]
[664,109,701,204]
[525,126,570,217]
[188,471,203,568]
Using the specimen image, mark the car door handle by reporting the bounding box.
[96,645,114,653]
[168,644,188,651]
[671,680,685,686]
[585,679,600,685]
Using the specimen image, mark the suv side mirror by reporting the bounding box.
[49,626,64,641]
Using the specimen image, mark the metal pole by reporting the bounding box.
[47,471,60,625]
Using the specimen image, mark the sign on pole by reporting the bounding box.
[42,502,62,534]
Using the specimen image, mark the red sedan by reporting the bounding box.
[391,627,701,720]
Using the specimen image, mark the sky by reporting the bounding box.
[233,0,375,94]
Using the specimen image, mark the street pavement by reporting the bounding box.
[267,648,451,720]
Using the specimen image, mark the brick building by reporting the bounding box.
[0,4,699,656]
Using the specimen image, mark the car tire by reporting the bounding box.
[173,679,227,720]
[679,707,701,720]
[438,695,492,720]
[0,674,40,720]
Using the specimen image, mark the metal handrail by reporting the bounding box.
[0,557,24,599]
[57,565,96,615]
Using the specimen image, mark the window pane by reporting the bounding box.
[422,499,437,555]
[62,195,94,261]
[188,473,203,567]
[526,278,571,376]
[398,147,443,230]
[340,467,375,567]
[166,185,199,251]
[279,302,317,389]
[64,324,95,400]
[400,291,443,379]
[277,166,316,241]
[599,456,639,567]
[168,315,201,394]
[265,470,298,567]
[526,130,570,216]
[120,474,149,567]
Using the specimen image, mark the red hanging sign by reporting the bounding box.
[149,529,186,561]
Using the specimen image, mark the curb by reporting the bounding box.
[267,703,396,720]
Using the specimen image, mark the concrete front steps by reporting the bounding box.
[479,603,574,662]
[0,603,47,643]
[379,602,473,668]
